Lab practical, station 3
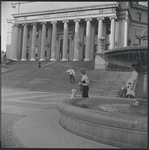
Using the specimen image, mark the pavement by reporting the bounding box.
[1,87,118,148]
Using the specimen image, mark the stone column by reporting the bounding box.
[40,22,46,61]
[12,24,19,61]
[47,24,52,60]
[97,17,104,53]
[50,21,57,61]
[124,15,128,47]
[21,24,28,61]
[62,20,69,61]
[73,19,80,61]
[84,18,92,61]
[115,21,119,48]
[110,16,116,49]
[30,23,37,61]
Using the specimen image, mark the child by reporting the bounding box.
[71,89,80,99]
[117,82,127,98]
[126,82,135,98]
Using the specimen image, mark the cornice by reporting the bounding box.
[131,21,147,28]
[12,3,119,18]
[130,2,148,11]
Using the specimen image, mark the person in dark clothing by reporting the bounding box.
[117,82,127,98]
[79,68,89,98]
[38,61,41,69]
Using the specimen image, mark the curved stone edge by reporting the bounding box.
[57,99,147,148]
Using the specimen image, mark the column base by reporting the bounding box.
[50,58,56,61]
[39,58,45,61]
[61,58,68,61]
[30,58,36,61]
[84,58,90,61]
[13,58,18,61]
[21,59,27,61]
[73,59,79,61]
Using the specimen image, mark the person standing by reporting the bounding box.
[79,68,89,98]
[38,61,41,69]
[66,67,75,83]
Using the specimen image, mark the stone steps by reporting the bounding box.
[2,61,132,97]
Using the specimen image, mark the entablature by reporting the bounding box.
[13,6,118,24]
[12,3,119,18]
[13,11,117,25]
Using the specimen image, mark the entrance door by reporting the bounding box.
[59,38,71,61]
[60,39,63,60]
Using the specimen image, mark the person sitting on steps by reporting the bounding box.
[117,82,127,98]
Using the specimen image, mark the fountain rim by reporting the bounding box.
[100,45,148,56]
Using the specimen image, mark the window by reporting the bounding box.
[94,45,97,59]
[95,26,98,35]
[46,26,48,38]
[26,46,29,58]
[27,29,30,38]
[136,13,141,21]
[35,46,38,58]
[94,45,97,54]
[45,46,47,57]
[45,51,47,58]
[106,24,111,34]
[133,2,138,4]
[136,38,141,45]
[36,28,39,38]
[106,44,110,50]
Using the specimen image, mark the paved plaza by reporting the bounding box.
[1,87,118,148]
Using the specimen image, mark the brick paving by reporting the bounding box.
[1,88,69,148]
[1,113,26,148]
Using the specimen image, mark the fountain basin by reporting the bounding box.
[100,46,147,69]
[57,97,147,148]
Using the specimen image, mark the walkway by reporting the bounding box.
[2,88,118,148]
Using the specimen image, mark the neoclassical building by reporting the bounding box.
[6,2,148,69]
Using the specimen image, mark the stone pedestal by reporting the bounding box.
[130,65,147,116]
[95,55,106,69]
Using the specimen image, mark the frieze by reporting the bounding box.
[16,8,115,22]
[27,10,99,20]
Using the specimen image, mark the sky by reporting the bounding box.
[2,1,13,52]
[1,1,148,52]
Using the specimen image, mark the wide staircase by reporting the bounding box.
[2,61,131,97]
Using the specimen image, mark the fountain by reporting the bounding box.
[57,33,147,148]
[100,45,147,115]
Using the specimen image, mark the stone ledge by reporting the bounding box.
[57,98,147,148]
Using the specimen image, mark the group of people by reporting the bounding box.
[117,81,135,98]
[66,67,89,99]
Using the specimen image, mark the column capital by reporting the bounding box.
[62,20,69,23]
[40,22,46,25]
[22,23,28,27]
[51,21,57,24]
[31,22,37,26]
[109,16,117,20]
[85,18,92,22]
[13,23,19,27]
[74,19,80,22]
[97,17,104,21]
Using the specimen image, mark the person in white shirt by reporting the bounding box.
[66,67,75,83]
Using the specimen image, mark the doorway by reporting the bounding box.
[59,38,71,61]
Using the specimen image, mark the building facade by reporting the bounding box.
[6,2,148,68]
